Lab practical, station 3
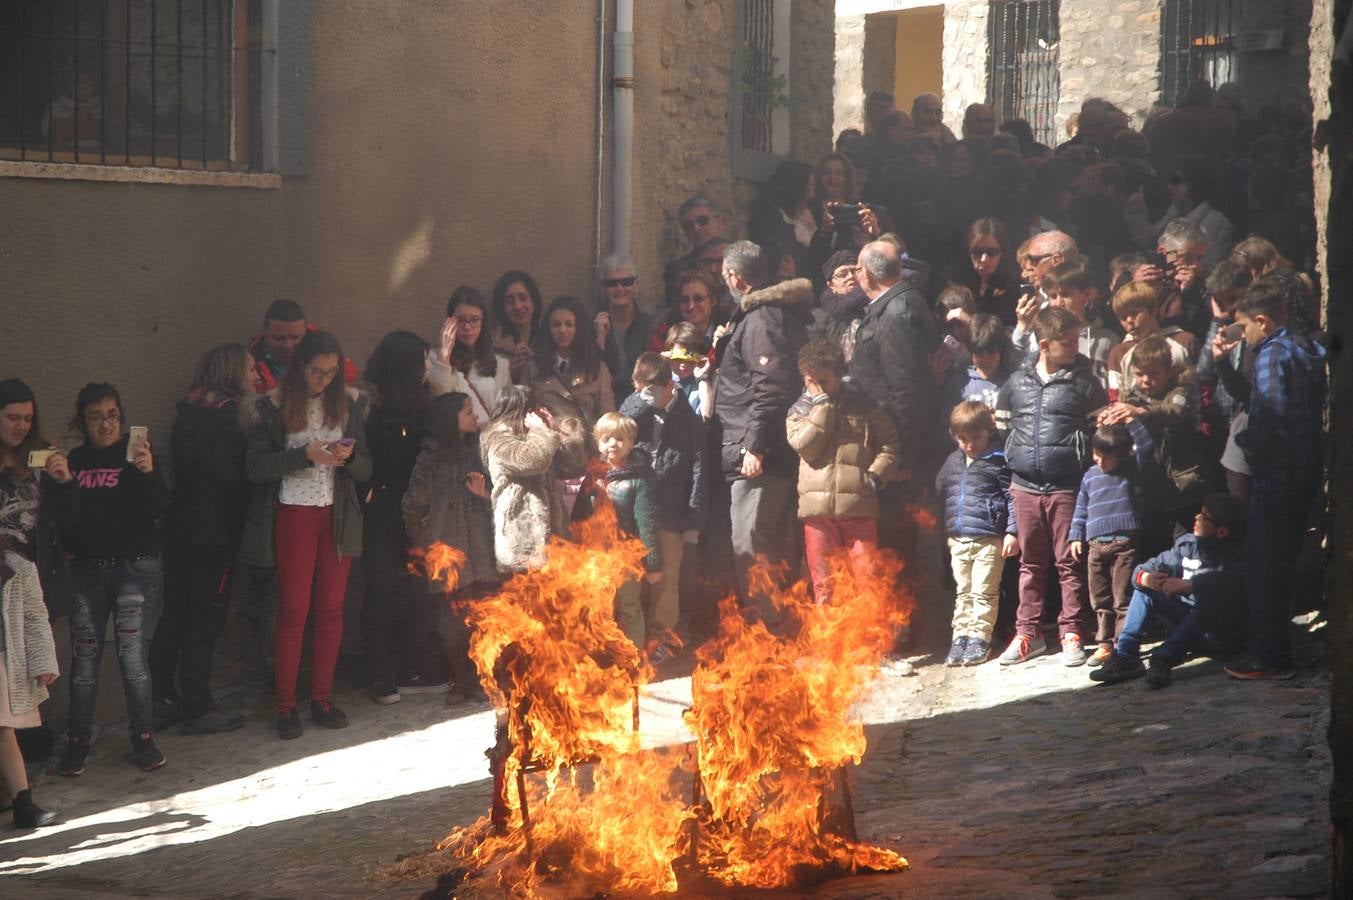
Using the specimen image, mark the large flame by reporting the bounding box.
[434,484,911,895]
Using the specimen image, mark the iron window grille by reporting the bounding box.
[1160,0,1241,107]
[732,0,793,180]
[0,0,264,171]
[986,0,1061,147]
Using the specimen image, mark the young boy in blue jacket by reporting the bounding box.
[1091,492,1247,688]
[934,401,1019,666]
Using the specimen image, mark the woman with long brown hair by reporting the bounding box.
[428,285,513,427]
[951,217,1020,326]
[239,331,372,740]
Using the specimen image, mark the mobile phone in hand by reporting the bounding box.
[127,426,149,462]
[1221,323,1245,342]
[334,437,355,449]
[27,449,56,469]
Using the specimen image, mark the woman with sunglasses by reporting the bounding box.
[646,270,727,355]
[948,217,1020,327]
[594,254,653,401]
[239,331,372,740]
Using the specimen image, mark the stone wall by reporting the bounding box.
[834,15,870,133]
[941,1,990,133]
[634,0,837,311]
[1057,0,1163,132]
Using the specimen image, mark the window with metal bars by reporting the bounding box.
[0,0,263,171]
[986,0,1060,147]
[732,0,792,179]
[1160,0,1241,107]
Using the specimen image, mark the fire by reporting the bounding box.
[407,542,468,593]
[432,487,911,895]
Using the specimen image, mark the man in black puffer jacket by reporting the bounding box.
[712,241,813,623]
[995,306,1109,667]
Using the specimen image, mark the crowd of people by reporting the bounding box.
[0,80,1323,829]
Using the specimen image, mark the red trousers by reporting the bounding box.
[274,504,352,711]
[802,516,878,603]
[1010,488,1088,639]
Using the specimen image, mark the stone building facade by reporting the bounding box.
[1,0,835,450]
[836,0,1313,140]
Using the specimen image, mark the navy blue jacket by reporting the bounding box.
[618,389,707,533]
[934,446,1016,539]
[995,354,1108,493]
[1132,531,1243,600]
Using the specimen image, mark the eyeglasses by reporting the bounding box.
[1027,252,1053,265]
[603,277,637,288]
[681,214,712,232]
[306,366,339,379]
[680,293,711,306]
[455,315,484,327]
[85,412,122,426]
[971,246,1002,259]
[831,267,855,281]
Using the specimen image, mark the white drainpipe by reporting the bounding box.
[612,0,634,256]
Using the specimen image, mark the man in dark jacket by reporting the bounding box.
[713,241,813,623]
[849,240,943,595]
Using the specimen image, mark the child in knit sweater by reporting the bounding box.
[1069,423,1152,666]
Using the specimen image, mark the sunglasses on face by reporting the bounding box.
[603,277,637,288]
[1027,252,1053,265]
[681,214,712,232]
[971,246,1002,259]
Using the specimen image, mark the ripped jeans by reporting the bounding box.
[69,557,160,739]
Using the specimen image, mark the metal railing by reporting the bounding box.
[740,0,776,154]
[987,0,1061,147]
[0,0,262,170]
[1160,0,1241,107]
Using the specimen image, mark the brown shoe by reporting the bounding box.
[1086,645,1114,667]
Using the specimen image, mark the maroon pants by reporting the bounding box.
[802,516,878,603]
[274,504,352,711]
[1010,488,1087,640]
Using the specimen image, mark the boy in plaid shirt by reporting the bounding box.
[1217,278,1325,680]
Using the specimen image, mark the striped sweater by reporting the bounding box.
[1069,463,1142,543]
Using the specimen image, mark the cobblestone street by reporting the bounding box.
[0,630,1331,899]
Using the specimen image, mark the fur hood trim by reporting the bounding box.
[741,277,815,313]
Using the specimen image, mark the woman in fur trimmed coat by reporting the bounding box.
[479,386,586,573]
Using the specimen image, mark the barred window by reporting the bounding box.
[0,0,264,171]
[986,0,1061,147]
[1160,0,1241,107]
[732,0,793,179]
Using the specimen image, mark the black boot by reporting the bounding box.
[12,790,57,829]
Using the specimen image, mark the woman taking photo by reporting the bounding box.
[0,379,77,620]
[240,331,372,740]
[951,217,1020,327]
[528,295,615,426]
[148,345,252,735]
[362,330,441,705]
[58,383,169,776]
[749,159,832,288]
[428,285,513,427]
[491,270,544,383]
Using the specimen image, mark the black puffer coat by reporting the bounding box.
[995,355,1108,493]
[166,397,250,548]
[713,277,814,479]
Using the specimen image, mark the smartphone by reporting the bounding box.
[27,448,56,469]
[1144,250,1168,269]
[334,437,356,449]
[942,334,963,354]
[831,202,863,228]
[1221,323,1245,342]
[126,426,149,462]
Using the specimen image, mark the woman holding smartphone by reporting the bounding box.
[58,383,169,776]
[239,331,372,740]
[0,379,78,621]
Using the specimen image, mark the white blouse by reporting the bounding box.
[426,350,515,427]
[279,398,343,507]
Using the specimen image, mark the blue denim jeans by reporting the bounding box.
[69,558,160,739]
[1115,570,1245,665]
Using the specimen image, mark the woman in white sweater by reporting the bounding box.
[0,545,59,828]
[426,286,514,427]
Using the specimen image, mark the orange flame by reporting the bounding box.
[407,542,468,594]
[440,491,911,894]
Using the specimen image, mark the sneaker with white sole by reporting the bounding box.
[997,634,1047,666]
[1060,633,1086,667]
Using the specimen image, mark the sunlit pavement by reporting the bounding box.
[0,635,1332,898]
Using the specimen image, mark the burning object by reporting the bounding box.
[424,500,911,895]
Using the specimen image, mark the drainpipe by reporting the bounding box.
[612,0,634,256]
[593,0,607,280]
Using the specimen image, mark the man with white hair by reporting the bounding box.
[1011,230,1083,355]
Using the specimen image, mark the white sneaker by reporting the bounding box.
[1060,633,1087,667]
[997,634,1047,666]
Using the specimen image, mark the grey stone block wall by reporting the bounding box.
[1057,0,1163,133]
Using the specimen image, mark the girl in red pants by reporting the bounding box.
[239,331,372,740]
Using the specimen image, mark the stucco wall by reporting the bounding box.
[1,3,605,460]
